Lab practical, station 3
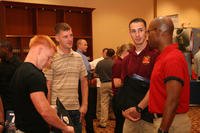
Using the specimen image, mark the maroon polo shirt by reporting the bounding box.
[149,43,190,114]
[121,44,159,81]
[112,56,122,95]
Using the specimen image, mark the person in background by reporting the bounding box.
[90,48,108,70]
[194,46,200,80]
[90,48,108,120]
[45,23,88,133]
[10,35,74,133]
[112,43,133,133]
[0,39,21,113]
[76,39,91,78]
[0,39,22,132]
[76,39,94,133]
[121,18,159,133]
[95,48,115,128]
[148,16,191,133]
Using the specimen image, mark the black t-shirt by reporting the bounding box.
[10,62,49,133]
[0,55,21,111]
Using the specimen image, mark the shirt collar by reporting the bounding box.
[57,46,74,56]
[157,43,178,60]
[131,42,150,56]
[161,43,178,54]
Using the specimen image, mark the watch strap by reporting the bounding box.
[135,105,143,113]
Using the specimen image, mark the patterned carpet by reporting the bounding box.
[187,106,200,133]
[88,106,200,133]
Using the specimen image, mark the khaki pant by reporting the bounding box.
[123,119,154,133]
[99,82,112,127]
[96,87,101,120]
[153,113,191,133]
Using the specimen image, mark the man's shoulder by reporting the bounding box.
[72,51,83,58]
[53,50,82,59]
[122,53,131,63]
[145,46,159,57]
[194,51,200,58]
[164,49,185,63]
[21,63,41,74]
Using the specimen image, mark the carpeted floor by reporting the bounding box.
[187,106,200,133]
[88,106,200,133]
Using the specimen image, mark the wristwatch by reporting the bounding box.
[135,105,143,113]
[158,128,168,133]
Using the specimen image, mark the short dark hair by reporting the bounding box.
[106,48,115,57]
[54,22,71,34]
[129,18,146,28]
[102,48,108,52]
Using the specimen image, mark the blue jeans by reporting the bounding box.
[68,110,82,133]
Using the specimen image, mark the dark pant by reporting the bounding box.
[78,81,96,133]
[68,110,82,133]
[112,95,124,133]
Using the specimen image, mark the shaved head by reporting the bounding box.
[148,17,174,51]
[149,16,174,35]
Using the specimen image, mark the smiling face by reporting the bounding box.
[129,22,147,46]
[55,29,73,51]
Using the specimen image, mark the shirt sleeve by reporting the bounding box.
[121,56,128,82]
[112,59,122,78]
[163,55,186,85]
[26,72,47,94]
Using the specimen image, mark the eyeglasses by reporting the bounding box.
[146,28,157,34]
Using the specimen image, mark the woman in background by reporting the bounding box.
[112,43,133,133]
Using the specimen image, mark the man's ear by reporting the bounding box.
[55,35,59,42]
[36,45,43,56]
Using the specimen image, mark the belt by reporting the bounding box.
[130,74,149,83]
[153,113,163,119]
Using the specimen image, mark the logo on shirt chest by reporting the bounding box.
[142,56,150,64]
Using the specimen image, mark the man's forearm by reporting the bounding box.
[159,80,182,131]
[138,90,149,109]
[31,92,71,131]
[159,95,179,131]
[81,77,88,106]
[46,80,52,103]
[43,106,69,129]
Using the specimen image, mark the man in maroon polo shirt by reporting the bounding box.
[121,18,159,133]
[148,17,191,133]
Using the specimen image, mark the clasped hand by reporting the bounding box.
[122,106,141,122]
